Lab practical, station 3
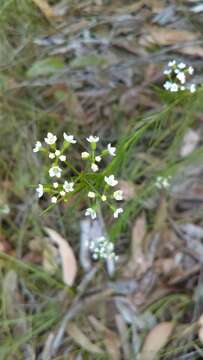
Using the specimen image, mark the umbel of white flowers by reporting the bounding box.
[89,236,118,261]
[33,133,124,220]
[163,60,196,93]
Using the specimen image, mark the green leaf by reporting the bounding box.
[26,57,64,77]
[70,54,108,69]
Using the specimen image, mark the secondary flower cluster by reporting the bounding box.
[34,133,124,220]
[163,60,196,93]
[155,175,171,190]
[89,236,118,261]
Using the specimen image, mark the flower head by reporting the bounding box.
[190,84,196,93]
[89,236,117,260]
[107,143,116,156]
[86,135,99,143]
[36,184,43,198]
[85,207,97,220]
[44,132,57,145]
[168,60,176,67]
[51,196,57,203]
[113,208,123,218]
[176,72,186,84]
[104,175,118,187]
[81,152,89,159]
[178,62,186,69]
[188,66,194,75]
[53,182,58,188]
[113,190,123,201]
[163,81,172,90]
[91,163,99,172]
[155,176,171,189]
[170,83,179,92]
[49,166,62,178]
[101,194,107,202]
[88,191,96,198]
[59,155,66,162]
[63,133,77,144]
[33,141,42,153]
[95,155,101,162]
[49,152,55,159]
[63,181,74,192]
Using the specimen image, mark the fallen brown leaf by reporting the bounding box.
[45,227,77,286]
[67,322,103,354]
[140,322,174,360]
[127,213,148,274]
[140,25,197,47]
[89,315,121,360]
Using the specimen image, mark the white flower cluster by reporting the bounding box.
[155,176,171,190]
[89,236,118,261]
[163,61,196,93]
[33,132,124,220]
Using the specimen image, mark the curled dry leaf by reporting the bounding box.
[67,322,103,354]
[140,322,174,360]
[45,227,77,286]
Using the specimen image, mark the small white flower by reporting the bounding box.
[63,133,77,144]
[101,194,107,202]
[113,190,123,201]
[95,155,101,162]
[188,66,194,75]
[113,208,123,218]
[85,208,97,220]
[178,62,186,69]
[60,191,66,196]
[176,72,186,84]
[104,175,118,187]
[36,184,43,198]
[107,143,116,156]
[190,84,196,93]
[49,152,55,159]
[89,236,117,260]
[174,68,180,74]
[163,81,172,90]
[155,176,171,189]
[168,60,176,67]
[86,135,99,143]
[170,83,179,92]
[163,69,172,75]
[44,132,57,145]
[55,150,61,156]
[180,86,185,91]
[49,166,62,178]
[81,152,89,159]
[33,141,42,153]
[53,182,58,188]
[51,196,57,204]
[88,191,96,198]
[91,163,99,172]
[63,181,74,192]
[59,155,66,162]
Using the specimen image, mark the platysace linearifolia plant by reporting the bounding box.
[163,60,196,93]
[33,132,124,221]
